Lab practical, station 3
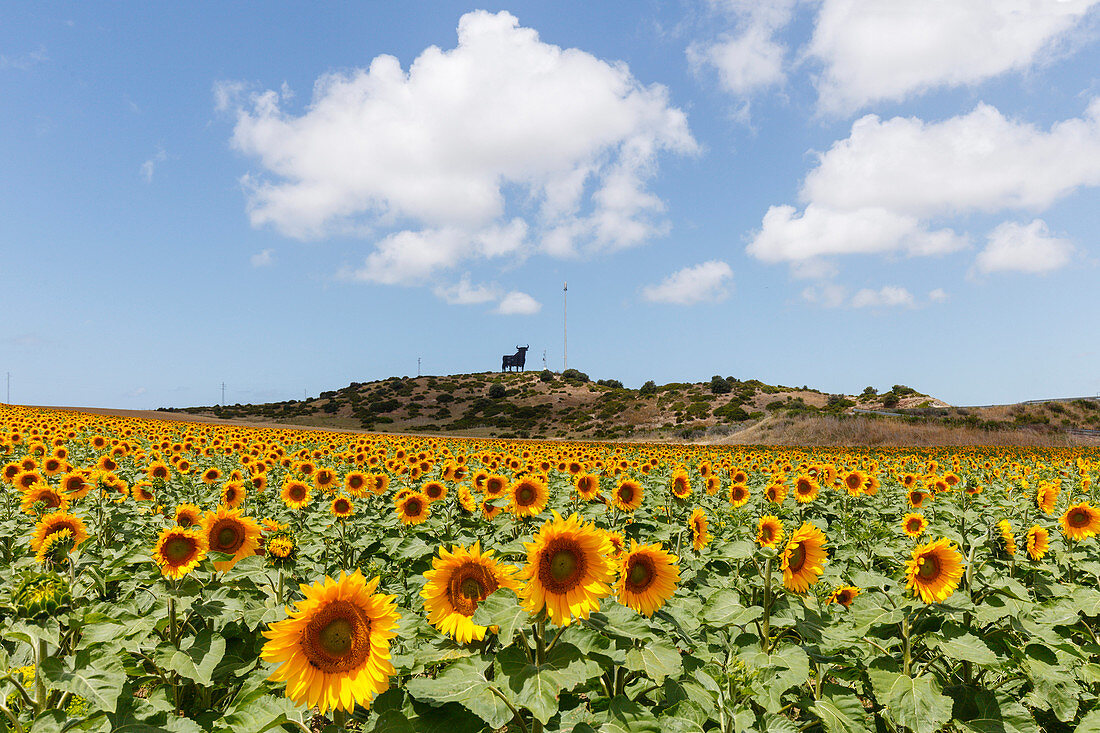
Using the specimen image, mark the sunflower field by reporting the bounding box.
[2,404,1100,733]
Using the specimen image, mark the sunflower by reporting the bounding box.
[457,485,477,513]
[907,489,928,509]
[1061,502,1100,541]
[369,474,389,496]
[905,538,965,604]
[1027,526,1050,560]
[756,515,784,548]
[421,481,447,503]
[841,470,867,496]
[201,506,262,572]
[221,481,246,509]
[508,477,549,518]
[147,462,172,481]
[481,499,502,520]
[574,474,600,500]
[421,542,519,643]
[1036,481,1059,514]
[201,467,222,485]
[153,527,209,579]
[612,479,644,512]
[670,470,692,500]
[344,471,368,497]
[20,485,67,515]
[132,482,156,502]
[265,530,298,566]
[517,512,615,626]
[314,468,338,492]
[728,483,750,508]
[31,511,89,558]
[396,493,431,525]
[828,586,860,608]
[689,508,709,551]
[174,503,203,528]
[995,519,1016,557]
[331,495,354,519]
[793,475,819,504]
[781,523,828,593]
[262,570,400,714]
[765,481,788,504]
[281,480,312,510]
[901,513,927,538]
[484,474,508,498]
[605,530,626,559]
[704,475,722,496]
[15,470,44,491]
[616,541,679,617]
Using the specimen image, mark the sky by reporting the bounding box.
[3,1,1100,410]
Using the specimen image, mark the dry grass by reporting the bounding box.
[719,414,1099,447]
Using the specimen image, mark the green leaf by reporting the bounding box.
[40,647,127,713]
[598,696,662,733]
[624,640,682,683]
[495,642,601,724]
[868,670,952,733]
[470,590,529,644]
[1076,708,1100,733]
[405,656,512,729]
[213,688,299,733]
[950,688,1039,733]
[812,683,871,733]
[1024,657,1079,723]
[929,623,1001,666]
[157,629,226,686]
[27,710,67,733]
[367,689,486,733]
[701,590,762,627]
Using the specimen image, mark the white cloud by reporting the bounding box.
[747,204,967,264]
[250,249,274,267]
[803,101,1100,216]
[928,288,949,303]
[808,0,1100,114]
[496,291,542,315]
[975,219,1076,274]
[748,99,1100,276]
[850,285,915,309]
[642,260,733,305]
[433,275,501,305]
[223,10,696,285]
[140,147,168,183]
[688,1,795,96]
[801,283,848,308]
[0,45,48,71]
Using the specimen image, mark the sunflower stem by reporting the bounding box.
[535,618,546,665]
[760,557,772,652]
[34,636,47,713]
[901,612,911,677]
[331,708,347,730]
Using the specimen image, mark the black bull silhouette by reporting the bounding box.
[502,345,530,372]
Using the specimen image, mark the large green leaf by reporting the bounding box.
[812,683,871,733]
[405,656,513,729]
[157,629,226,686]
[868,670,952,733]
[495,642,601,724]
[367,688,487,733]
[929,623,1001,666]
[212,688,299,733]
[40,647,127,713]
[624,640,683,683]
[470,589,529,644]
[597,696,663,733]
[701,590,762,627]
[1024,657,1079,722]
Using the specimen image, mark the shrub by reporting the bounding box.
[597,379,624,389]
[562,368,590,383]
[709,375,732,395]
[882,394,900,408]
[539,369,554,383]
[639,380,658,396]
[488,383,506,399]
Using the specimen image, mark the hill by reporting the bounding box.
[157,371,1100,445]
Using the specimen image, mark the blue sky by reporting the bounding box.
[3,1,1100,409]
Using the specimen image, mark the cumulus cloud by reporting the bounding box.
[801,283,848,308]
[850,285,915,309]
[808,0,1100,114]
[496,291,542,315]
[747,100,1100,276]
[433,275,501,305]
[222,10,696,286]
[802,100,1100,216]
[642,260,733,304]
[250,249,274,267]
[688,1,796,96]
[928,288,949,303]
[140,147,168,183]
[747,204,966,264]
[975,219,1076,274]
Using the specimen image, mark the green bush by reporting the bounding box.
[562,368,589,383]
[638,380,658,396]
[488,383,506,399]
[710,375,732,395]
[539,369,554,383]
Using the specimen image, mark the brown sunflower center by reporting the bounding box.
[846,474,862,490]
[516,485,536,505]
[625,554,656,593]
[907,519,921,532]
[348,475,364,490]
[838,590,853,605]
[1069,509,1090,527]
[618,486,634,503]
[918,554,940,579]
[732,487,747,502]
[164,536,197,564]
[539,539,586,595]
[405,498,423,516]
[213,523,243,553]
[797,479,812,495]
[760,526,774,542]
[335,499,351,513]
[302,601,371,674]
[486,479,504,495]
[448,564,497,616]
[289,486,306,501]
[787,543,806,573]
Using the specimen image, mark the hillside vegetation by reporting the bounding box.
[159,370,1100,445]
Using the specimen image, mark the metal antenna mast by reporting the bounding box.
[563,282,568,371]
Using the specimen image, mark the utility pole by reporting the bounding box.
[563,281,568,371]
[221,382,226,406]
